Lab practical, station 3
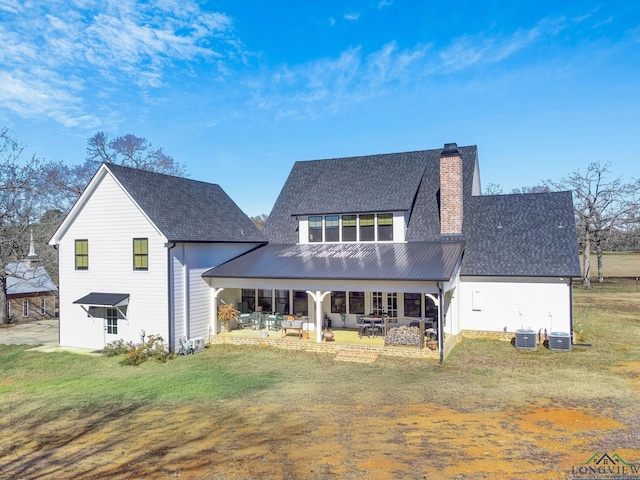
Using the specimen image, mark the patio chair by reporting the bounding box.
[237,313,253,329]
[251,311,264,329]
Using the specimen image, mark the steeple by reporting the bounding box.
[25,230,41,266]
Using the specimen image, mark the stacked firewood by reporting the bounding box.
[385,326,422,346]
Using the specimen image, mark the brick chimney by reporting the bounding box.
[439,143,463,235]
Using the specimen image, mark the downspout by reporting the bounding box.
[569,278,574,343]
[437,282,444,366]
[166,242,176,351]
[52,244,60,345]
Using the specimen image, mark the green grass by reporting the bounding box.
[2,288,639,425]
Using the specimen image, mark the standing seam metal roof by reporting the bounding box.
[203,242,464,281]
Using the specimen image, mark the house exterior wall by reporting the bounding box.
[7,292,58,322]
[458,277,572,334]
[57,173,169,349]
[171,243,262,343]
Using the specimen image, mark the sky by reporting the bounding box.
[1,0,639,217]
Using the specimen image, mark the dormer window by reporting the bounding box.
[302,213,397,243]
[360,214,375,241]
[309,216,323,242]
[325,215,339,241]
[342,215,357,242]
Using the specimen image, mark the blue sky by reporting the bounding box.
[1,0,639,216]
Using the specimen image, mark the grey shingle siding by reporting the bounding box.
[106,163,266,243]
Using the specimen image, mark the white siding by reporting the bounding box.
[58,173,169,349]
[171,243,262,342]
[459,278,572,334]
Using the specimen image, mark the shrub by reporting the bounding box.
[103,335,173,366]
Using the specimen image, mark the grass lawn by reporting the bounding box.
[1,290,639,478]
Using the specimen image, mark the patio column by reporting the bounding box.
[210,287,225,340]
[307,290,331,343]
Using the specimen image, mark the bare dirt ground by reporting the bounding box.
[2,381,639,480]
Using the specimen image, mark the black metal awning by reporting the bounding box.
[73,292,130,307]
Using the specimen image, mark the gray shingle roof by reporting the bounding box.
[461,191,581,277]
[203,242,464,282]
[264,146,479,244]
[6,260,58,295]
[106,164,266,243]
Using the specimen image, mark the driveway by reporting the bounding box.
[0,319,59,346]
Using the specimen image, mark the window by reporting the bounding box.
[258,289,272,312]
[377,213,393,241]
[293,291,308,316]
[387,292,398,318]
[342,215,356,242]
[40,298,46,315]
[359,214,375,241]
[325,215,339,242]
[425,296,438,321]
[241,289,255,313]
[309,216,322,242]
[372,291,383,314]
[75,239,88,270]
[133,238,149,270]
[331,291,346,314]
[349,291,364,314]
[404,293,422,317]
[275,289,288,314]
[22,299,29,317]
[106,308,118,334]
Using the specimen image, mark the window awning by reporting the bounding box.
[73,292,130,308]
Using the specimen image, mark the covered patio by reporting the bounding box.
[203,242,464,363]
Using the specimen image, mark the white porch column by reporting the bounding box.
[307,290,331,343]
[210,287,225,340]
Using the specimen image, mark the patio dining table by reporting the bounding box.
[357,315,387,339]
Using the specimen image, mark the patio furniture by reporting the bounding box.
[281,318,304,338]
[266,313,283,331]
[237,313,254,329]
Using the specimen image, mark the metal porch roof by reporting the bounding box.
[203,242,464,282]
[73,292,130,307]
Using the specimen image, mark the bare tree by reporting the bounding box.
[250,214,269,231]
[549,163,640,288]
[41,131,188,212]
[0,128,42,324]
[87,132,186,175]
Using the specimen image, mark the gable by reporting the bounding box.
[51,163,266,245]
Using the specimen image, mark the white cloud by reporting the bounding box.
[344,13,360,21]
[378,0,393,8]
[0,0,239,127]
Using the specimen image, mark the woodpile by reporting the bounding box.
[385,326,423,347]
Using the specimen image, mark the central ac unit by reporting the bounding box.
[189,337,205,351]
[515,329,537,349]
[548,332,571,351]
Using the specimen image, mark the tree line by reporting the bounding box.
[1,127,639,323]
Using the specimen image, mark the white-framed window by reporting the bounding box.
[106,308,118,334]
[23,299,29,317]
[40,298,46,315]
[306,213,395,243]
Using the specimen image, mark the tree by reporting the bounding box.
[87,132,186,176]
[250,214,269,231]
[0,128,44,324]
[41,132,187,212]
[549,163,640,289]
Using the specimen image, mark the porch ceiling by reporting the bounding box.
[203,242,464,291]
